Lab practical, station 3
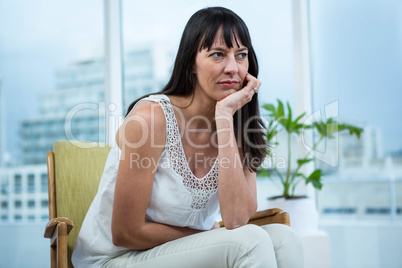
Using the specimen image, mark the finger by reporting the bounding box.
[253,81,261,94]
[245,74,261,94]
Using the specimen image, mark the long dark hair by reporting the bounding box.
[126,6,267,172]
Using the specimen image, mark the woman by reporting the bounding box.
[72,6,303,268]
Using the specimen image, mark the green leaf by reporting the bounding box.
[286,102,292,131]
[338,124,364,139]
[294,112,306,125]
[277,100,284,116]
[266,124,278,144]
[297,158,314,166]
[314,119,364,140]
[305,169,323,190]
[313,121,326,137]
[295,173,306,178]
[258,168,271,178]
[262,104,275,113]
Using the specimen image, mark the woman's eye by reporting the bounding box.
[210,52,223,58]
[237,53,248,59]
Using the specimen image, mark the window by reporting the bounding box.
[41,200,48,208]
[309,1,402,267]
[366,208,390,215]
[14,201,22,208]
[1,201,7,209]
[322,208,357,214]
[27,174,35,193]
[14,175,22,193]
[0,179,8,195]
[27,200,35,208]
[396,181,402,219]
[0,0,104,266]
[14,215,22,222]
[41,174,47,193]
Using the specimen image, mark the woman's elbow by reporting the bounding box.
[224,222,243,230]
[112,225,146,250]
[112,235,122,247]
[223,208,257,229]
[111,222,135,247]
[111,227,128,247]
[222,217,249,230]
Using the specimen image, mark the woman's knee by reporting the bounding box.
[262,224,303,250]
[261,224,304,267]
[221,224,277,267]
[225,224,272,248]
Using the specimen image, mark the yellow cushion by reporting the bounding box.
[54,141,111,267]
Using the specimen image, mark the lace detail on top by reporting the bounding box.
[156,96,219,210]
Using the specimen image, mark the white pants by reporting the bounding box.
[102,224,304,268]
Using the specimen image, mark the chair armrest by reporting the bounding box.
[219,208,290,227]
[44,217,74,239]
[44,217,73,268]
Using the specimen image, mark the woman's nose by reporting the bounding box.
[223,56,239,74]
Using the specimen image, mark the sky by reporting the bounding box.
[0,0,401,164]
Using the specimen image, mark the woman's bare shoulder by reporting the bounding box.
[116,100,166,149]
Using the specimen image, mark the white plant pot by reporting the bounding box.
[268,196,319,235]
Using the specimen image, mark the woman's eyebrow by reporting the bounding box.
[208,47,249,52]
[237,47,249,52]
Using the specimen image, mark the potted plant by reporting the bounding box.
[259,99,363,233]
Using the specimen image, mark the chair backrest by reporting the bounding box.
[48,141,111,267]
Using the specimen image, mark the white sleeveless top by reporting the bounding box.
[72,94,220,267]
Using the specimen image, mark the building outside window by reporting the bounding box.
[27,200,35,208]
[41,200,48,208]
[1,179,7,195]
[14,200,22,209]
[27,174,35,193]
[0,1,104,265]
[14,175,22,193]
[41,173,47,193]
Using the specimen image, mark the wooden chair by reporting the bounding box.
[44,141,290,268]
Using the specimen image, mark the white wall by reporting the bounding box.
[320,223,402,268]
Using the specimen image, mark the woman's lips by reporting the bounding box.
[218,81,239,87]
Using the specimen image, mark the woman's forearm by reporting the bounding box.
[215,114,258,229]
[113,221,204,250]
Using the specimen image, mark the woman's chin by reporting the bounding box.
[218,89,237,99]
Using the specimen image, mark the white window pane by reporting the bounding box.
[309,0,402,267]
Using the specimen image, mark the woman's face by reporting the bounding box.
[193,29,249,101]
